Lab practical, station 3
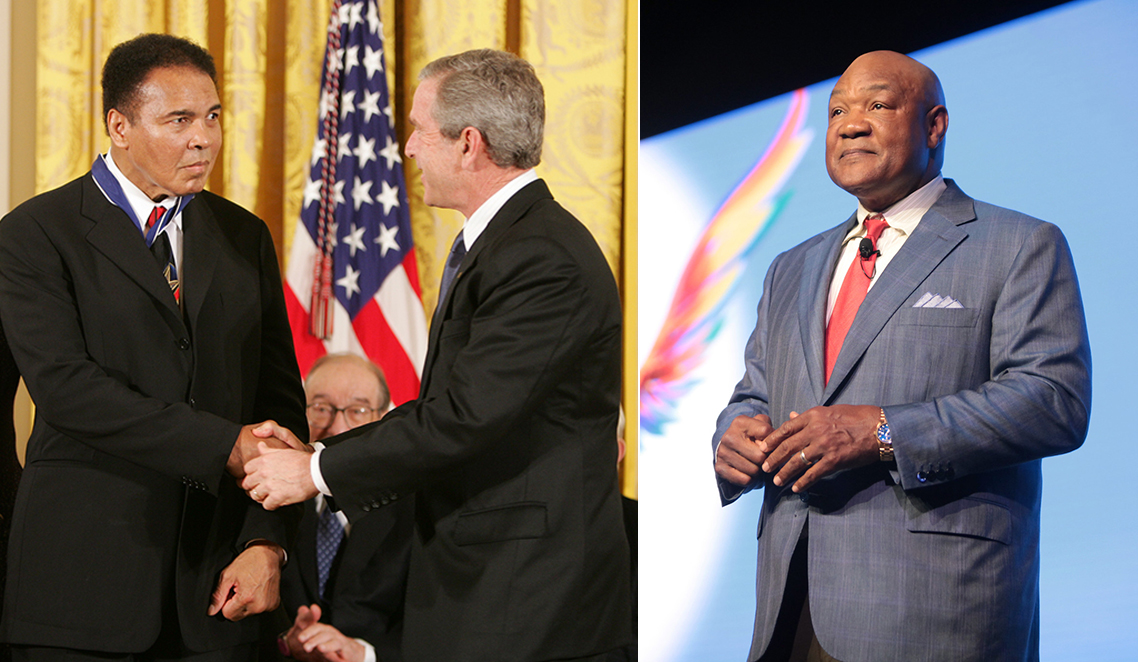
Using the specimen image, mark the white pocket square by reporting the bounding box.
[913,292,964,309]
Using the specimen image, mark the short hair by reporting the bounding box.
[306,353,392,412]
[420,49,544,169]
[101,33,217,135]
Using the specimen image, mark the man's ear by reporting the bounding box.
[926,104,948,149]
[458,126,487,166]
[107,108,131,149]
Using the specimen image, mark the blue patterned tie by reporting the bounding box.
[147,206,180,305]
[315,505,345,599]
[437,230,466,307]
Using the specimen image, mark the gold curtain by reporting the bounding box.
[31,0,634,497]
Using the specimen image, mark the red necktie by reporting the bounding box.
[824,214,888,384]
[146,205,163,231]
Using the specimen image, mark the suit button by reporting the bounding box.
[361,504,372,512]
[177,338,190,350]
[798,493,809,504]
[189,398,196,408]
[917,470,928,483]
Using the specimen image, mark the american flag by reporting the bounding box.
[285,0,427,406]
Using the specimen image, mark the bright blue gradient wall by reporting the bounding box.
[639,1,1137,659]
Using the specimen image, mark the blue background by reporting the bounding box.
[639,1,1138,659]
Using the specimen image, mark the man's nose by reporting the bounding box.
[327,409,353,436]
[189,121,216,149]
[837,112,871,139]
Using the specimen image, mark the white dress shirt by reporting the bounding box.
[825,175,947,324]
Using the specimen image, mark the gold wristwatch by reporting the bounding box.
[876,408,893,462]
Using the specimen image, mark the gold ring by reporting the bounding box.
[800,449,814,467]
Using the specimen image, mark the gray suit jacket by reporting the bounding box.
[713,180,1091,662]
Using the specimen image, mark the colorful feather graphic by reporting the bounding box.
[640,89,813,436]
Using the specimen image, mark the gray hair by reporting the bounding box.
[420,49,544,169]
[306,353,391,412]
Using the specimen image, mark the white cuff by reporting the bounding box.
[310,442,333,497]
[359,638,375,662]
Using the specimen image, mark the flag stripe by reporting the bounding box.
[287,225,318,304]
[375,257,428,371]
[351,300,421,404]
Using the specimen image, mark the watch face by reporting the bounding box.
[877,422,891,443]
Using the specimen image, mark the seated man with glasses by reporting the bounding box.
[276,353,413,662]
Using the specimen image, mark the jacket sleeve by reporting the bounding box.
[711,253,779,505]
[235,220,308,547]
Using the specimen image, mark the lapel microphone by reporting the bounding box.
[858,238,880,260]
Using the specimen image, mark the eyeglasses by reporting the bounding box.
[306,403,381,428]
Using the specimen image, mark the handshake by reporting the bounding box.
[226,421,320,509]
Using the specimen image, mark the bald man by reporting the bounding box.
[277,354,412,662]
[713,51,1090,661]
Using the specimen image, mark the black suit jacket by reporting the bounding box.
[280,499,413,662]
[0,172,307,653]
[319,180,632,661]
[0,324,20,662]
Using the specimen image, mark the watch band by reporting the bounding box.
[876,408,893,462]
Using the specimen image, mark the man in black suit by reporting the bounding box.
[0,33,307,662]
[243,49,632,662]
[277,353,411,662]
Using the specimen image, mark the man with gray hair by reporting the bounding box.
[243,49,632,662]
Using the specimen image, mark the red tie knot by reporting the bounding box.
[864,213,888,242]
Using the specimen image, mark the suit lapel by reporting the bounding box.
[180,195,220,335]
[418,180,552,395]
[799,219,854,403]
[822,181,975,400]
[81,174,184,324]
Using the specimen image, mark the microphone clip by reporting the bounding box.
[858,237,880,260]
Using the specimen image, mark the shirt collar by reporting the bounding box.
[103,151,183,231]
[461,169,538,250]
[846,174,946,241]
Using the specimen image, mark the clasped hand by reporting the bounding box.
[226,420,307,478]
[239,421,319,510]
[714,404,882,493]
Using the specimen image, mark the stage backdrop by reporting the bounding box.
[639,0,1136,659]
